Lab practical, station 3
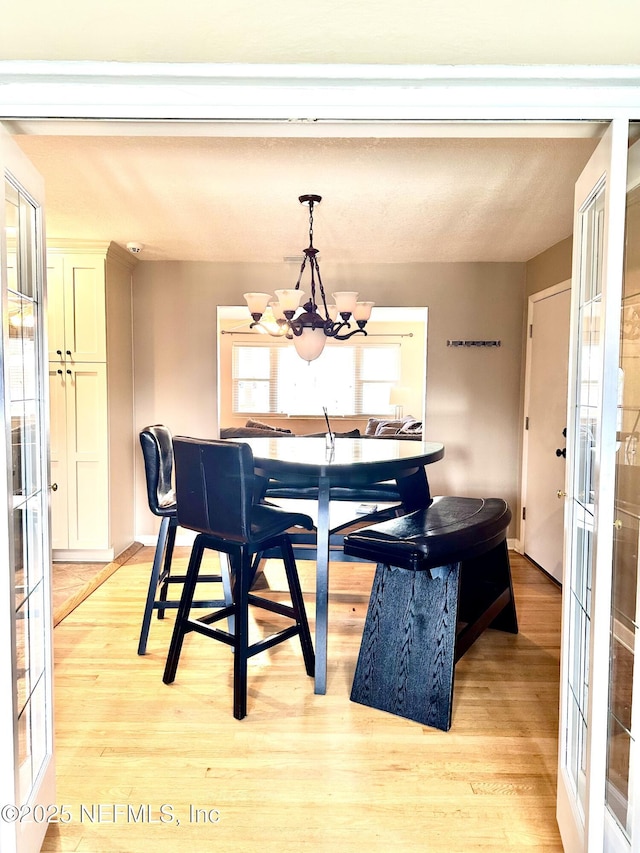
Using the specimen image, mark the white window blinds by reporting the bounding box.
[232,340,400,417]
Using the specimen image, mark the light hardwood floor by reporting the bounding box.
[43,547,563,852]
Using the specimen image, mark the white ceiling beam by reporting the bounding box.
[1,62,640,123]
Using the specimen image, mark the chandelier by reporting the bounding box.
[244,194,374,362]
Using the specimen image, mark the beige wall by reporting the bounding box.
[133,260,526,537]
[526,236,573,298]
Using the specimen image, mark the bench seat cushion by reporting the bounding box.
[343,495,511,571]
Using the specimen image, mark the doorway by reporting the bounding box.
[2,63,637,853]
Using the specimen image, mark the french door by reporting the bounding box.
[0,129,54,852]
[557,121,640,851]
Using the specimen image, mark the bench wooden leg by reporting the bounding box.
[456,540,518,660]
[350,562,460,732]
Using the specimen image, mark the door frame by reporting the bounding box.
[2,61,640,853]
[520,278,571,573]
[1,62,640,125]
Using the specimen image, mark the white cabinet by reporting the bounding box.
[47,253,106,362]
[47,242,136,561]
[49,363,108,551]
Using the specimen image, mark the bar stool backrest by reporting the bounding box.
[139,424,176,516]
[173,437,254,543]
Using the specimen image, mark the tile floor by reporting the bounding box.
[52,561,109,612]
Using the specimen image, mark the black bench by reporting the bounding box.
[343,496,518,731]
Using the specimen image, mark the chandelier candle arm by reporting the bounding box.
[269,301,286,321]
[244,292,271,321]
[332,291,358,319]
[274,288,305,317]
[354,301,375,325]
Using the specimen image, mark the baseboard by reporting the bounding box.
[137,531,197,548]
[53,547,115,562]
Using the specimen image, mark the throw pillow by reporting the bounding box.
[376,425,402,436]
[245,419,291,434]
[374,419,405,436]
[364,418,381,436]
[399,420,422,434]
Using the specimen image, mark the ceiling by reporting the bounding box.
[11,122,601,264]
[2,0,639,65]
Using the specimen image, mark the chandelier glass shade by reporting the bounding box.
[244,194,374,362]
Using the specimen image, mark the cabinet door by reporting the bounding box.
[65,363,109,549]
[62,254,106,362]
[48,364,68,549]
[46,253,65,362]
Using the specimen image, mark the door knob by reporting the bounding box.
[556,447,566,458]
[557,490,567,499]
[614,519,623,530]
[50,483,58,492]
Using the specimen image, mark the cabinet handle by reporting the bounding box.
[66,350,71,356]
[57,369,63,375]
[66,369,72,375]
[56,349,62,356]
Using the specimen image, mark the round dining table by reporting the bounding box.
[237,436,445,694]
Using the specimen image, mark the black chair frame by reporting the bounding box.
[162,437,315,719]
[138,425,232,655]
[163,530,315,719]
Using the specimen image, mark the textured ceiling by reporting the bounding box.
[2,0,639,64]
[14,131,599,264]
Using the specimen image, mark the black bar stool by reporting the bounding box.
[138,425,232,655]
[344,495,518,731]
[162,437,316,719]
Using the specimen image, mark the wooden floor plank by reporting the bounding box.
[43,548,563,852]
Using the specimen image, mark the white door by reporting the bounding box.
[557,120,630,852]
[522,281,571,583]
[601,133,640,851]
[0,130,55,852]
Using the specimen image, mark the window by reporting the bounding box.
[232,341,401,417]
[234,345,272,412]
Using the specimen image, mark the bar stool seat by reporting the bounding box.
[344,495,518,731]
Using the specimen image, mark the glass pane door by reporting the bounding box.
[558,120,630,853]
[566,173,605,821]
[0,134,54,853]
[7,175,48,806]
[605,134,640,849]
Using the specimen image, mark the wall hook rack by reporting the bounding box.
[447,340,501,348]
